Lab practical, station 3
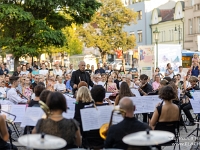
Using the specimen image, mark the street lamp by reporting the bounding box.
[175,25,181,44]
[153,27,160,68]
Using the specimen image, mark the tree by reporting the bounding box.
[48,23,83,65]
[0,0,101,69]
[80,0,137,63]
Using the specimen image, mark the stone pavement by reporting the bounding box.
[162,124,200,150]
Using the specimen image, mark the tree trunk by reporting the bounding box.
[37,54,41,66]
[101,52,107,63]
[14,56,19,71]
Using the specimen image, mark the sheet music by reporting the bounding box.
[129,96,162,114]
[191,92,200,100]
[0,105,11,118]
[130,89,141,97]
[80,105,113,131]
[64,95,76,111]
[10,105,26,122]
[62,110,75,119]
[190,99,200,113]
[21,107,44,127]
[81,108,99,131]
[105,93,112,98]
[0,100,15,105]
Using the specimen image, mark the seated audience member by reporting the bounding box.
[7,76,28,104]
[105,75,118,93]
[0,115,17,149]
[39,90,52,103]
[152,75,161,91]
[32,92,81,149]
[29,85,45,107]
[74,86,93,132]
[66,74,72,93]
[181,76,199,126]
[93,74,104,86]
[54,76,66,93]
[115,82,135,105]
[105,97,150,149]
[82,85,106,148]
[126,74,134,88]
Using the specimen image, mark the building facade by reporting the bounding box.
[151,1,184,46]
[123,0,172,48]
[184,0,200,51]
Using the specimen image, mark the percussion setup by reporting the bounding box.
[16,130,174,150]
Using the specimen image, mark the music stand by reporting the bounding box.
[187,114,200,137]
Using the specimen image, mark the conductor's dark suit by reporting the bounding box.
[70,69,94,91]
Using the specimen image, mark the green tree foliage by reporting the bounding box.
[0,0,101,67]
[49,23,83,56]
[80,0,137,63]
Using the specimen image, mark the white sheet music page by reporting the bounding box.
[81,108,99,131]
[0,105,11,118]
[10,105,26,122]
[62,110,75,119]
[190,99,200,113]
[98,105,113,125]
[64,95,76,111]
[20,107,44,127]
[130,89,141,97]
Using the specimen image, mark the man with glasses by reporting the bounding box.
[70,61,94,94]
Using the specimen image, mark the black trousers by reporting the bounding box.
[142,113,148,123]
[181,102,194,123]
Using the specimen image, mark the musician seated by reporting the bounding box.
[74,86,93,133]
[115,82,135,105]
[54,76,66,93]
[32,92,81,149]
[0,81,6,98]
[7,76,28,104]
[150,86,179,149]
[82,85,107,149]
[0,115,17,150]
[29,85,45,107]
[105,97,151,150]
[39,90,52,103]
[181,76,199,126]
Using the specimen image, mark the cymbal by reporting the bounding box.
[123,130,174,146]
[18,134,67,149]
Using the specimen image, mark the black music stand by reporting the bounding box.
[187,114,200,137]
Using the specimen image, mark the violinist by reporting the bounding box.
[138,74,153,96]
[7,76,28,104]
[5,75,11,88]
[139,74,153,123]
[181,76,199,126]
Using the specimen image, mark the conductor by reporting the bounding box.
[70,61,94,93]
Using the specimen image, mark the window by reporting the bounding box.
[161,31,165,42]
[198,18,200,33]
[137,31,142,42]
[137,11,142,20]
[180,28,182,40]
[169,30,171,41]
[191,0,194,6]
[189,19,193,34]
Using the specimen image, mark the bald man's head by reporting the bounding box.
[78,61,86,72]
[119,97,135,114]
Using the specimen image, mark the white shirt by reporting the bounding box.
[20,71,29,75]
[0,87,6,97]
[7,88,27,104]
[54,83,66,91]
[66,69,75,74]
[39,69,48,75]
[178,71,186,81]
[93,81,104,86]
[53,69,63,77]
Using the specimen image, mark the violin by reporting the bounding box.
[5,82,11,88]
[138,82,148,96]
[16,89,28,100]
